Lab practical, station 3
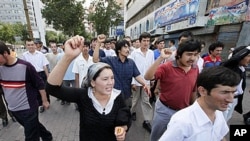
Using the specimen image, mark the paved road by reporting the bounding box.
[0,50,249,141]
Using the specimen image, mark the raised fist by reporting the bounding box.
[97,34,106,43]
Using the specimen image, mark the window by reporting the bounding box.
[146,20,149,31]
[139,24,142,34]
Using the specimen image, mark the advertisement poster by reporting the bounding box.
[207,0,246,11]
[154,0,200,27]
[207,0,249,25]
[246,2,250,21]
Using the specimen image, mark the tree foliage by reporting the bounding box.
[0,22,29,43]
[42,0,86,36]
[89,0,123,35]
[45,30,67,45]
[12,22,29,41]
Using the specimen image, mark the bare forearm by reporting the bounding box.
[75,74,79,88]
[144,57,164,80]
[135,76,147,86]
[43,66,49,78]
[93,43,101,63]
[39,89,48,102]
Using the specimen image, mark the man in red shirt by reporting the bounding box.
[145,40,201,141]
[203,41,224,68]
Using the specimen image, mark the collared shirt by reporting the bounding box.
[104,49,116,56]
[88,49,106,57]
[129,48,155,86]
[156,60,198,110]
[203,55,221,68]
[100,56,140,99]
[22,50,49,72]
[153,49,161,60]
[88,87,121,115]
[159,101,229,141]
[72,54,94,87]
[196,56,204,73]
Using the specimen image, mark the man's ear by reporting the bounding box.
[197,86,207,96]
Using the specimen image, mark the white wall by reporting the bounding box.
[125,12,154,39]
[32,0,46,45]
[125,0,151,21]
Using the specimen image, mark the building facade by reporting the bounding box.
[125,0,250,60]
[0,0,46,44]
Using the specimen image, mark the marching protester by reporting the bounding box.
[46,35,131,141]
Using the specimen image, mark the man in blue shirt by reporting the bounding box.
[93,34,151,103]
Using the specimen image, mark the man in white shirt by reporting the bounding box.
[72,41,94,110]
[168,39,176,51]
[22,38,50,113]
[72,41,94,88]
[103,39,116,56]
[129,32,154,133]
[159,66,240,141]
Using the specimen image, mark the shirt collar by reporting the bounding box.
[88,87,121,115]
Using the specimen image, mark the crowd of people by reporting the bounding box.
[0,30,250,141]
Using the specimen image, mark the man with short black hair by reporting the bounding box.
[159,66,240,141]
[22,38,50,113]
[93,34,151,107]
[88,37,106,57]
[0,41,53,141]
[35,40,49,54]
[145,40,201,141]
[203,41,224,68]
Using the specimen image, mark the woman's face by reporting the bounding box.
[91,68,114,95]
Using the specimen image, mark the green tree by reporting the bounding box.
[45,30,58,44]
[42,0,86,36]
[45,31,67,45]
[89,0,123,35]
[12,22,29,41]
[58,33,67,43]
[0,23,15,43]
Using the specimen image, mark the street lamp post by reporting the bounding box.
[23,0,33,39]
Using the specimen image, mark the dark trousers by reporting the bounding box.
[12,110,52,141]
[0,95,13,119]
[37,71,50,105]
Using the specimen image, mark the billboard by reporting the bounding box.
[154,0,200,27]
[207,0,249,25]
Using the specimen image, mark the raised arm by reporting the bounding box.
[93,34,106,63]
[47,36,84,86]
[144,48,173,80]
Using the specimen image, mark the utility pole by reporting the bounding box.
[23,0,33,39]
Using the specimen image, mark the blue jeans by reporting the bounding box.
[12,110,52,141]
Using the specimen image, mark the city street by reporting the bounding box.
[0,78,250,141]
[0,50,249,141]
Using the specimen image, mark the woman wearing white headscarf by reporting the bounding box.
[46,36,131,141]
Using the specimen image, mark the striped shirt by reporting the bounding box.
[0,59,44,112]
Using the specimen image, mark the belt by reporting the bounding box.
[160,99,179,111]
